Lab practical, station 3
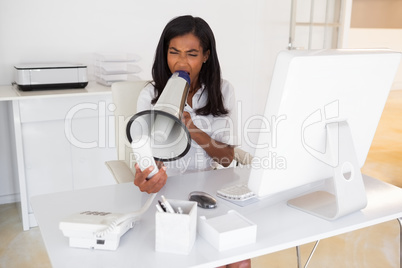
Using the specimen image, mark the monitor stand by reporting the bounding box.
[288,121,367,220]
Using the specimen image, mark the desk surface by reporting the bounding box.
[31,168,402,268]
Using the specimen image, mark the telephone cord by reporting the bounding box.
[95,193,157,238]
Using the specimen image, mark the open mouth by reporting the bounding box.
[176,70,190,76]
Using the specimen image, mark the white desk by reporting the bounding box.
[0,82,116,230]
[31,167,402,267]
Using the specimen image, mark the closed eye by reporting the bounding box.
[187,49,199,57]
[168,47,179,54]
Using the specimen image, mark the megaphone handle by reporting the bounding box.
[132,138,159,179]
[136,155,159,180]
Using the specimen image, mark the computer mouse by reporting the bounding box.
[188,191,217,209]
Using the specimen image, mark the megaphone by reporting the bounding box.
[126,71,192,175]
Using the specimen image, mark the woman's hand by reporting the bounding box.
[181,111,196,131]
[182,111,234,166]
[134,162,167,193]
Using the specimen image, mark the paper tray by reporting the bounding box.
[198,210,257,251]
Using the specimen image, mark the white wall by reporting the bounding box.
[347,28,402,90]
[0,0,291,202]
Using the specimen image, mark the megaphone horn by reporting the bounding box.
[127,71,192,162]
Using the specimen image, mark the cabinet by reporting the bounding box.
[9,83,117,230]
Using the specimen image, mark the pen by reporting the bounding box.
[155,204,164,213]
[177,206,183,214]
[158,200,167,212]
[161,195,175,213]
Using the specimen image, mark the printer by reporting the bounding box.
[14,63,88,91]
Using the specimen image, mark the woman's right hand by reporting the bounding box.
[133,163,167,194]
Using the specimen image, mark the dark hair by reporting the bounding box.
[151,15,228,116]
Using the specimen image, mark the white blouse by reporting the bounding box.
[136,80,238,176]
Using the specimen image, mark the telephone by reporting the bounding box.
[59,193,156,250]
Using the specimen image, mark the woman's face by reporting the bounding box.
[167,33,210,90]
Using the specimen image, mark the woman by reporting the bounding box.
[134,15,237,193]
[134,15,250,268]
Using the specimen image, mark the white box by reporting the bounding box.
[198,210,257,251]
[155,199,197,255]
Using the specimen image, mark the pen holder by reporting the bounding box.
[155,199,197,255]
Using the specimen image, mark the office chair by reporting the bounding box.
[105,80,253,184]
[105,80,148,184]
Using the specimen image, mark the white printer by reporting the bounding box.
[14,63,88,91]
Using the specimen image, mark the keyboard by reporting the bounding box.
[217,184,256,201]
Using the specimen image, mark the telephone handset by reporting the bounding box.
[59,193,156,250]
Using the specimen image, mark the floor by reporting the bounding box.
[1,90,401,267]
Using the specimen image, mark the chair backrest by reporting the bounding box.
[111,80,148,171]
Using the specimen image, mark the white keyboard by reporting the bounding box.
[217,184,256,201]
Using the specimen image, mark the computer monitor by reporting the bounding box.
[247,49,401,220]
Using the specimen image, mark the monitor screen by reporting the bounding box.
[247,49,401,211]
